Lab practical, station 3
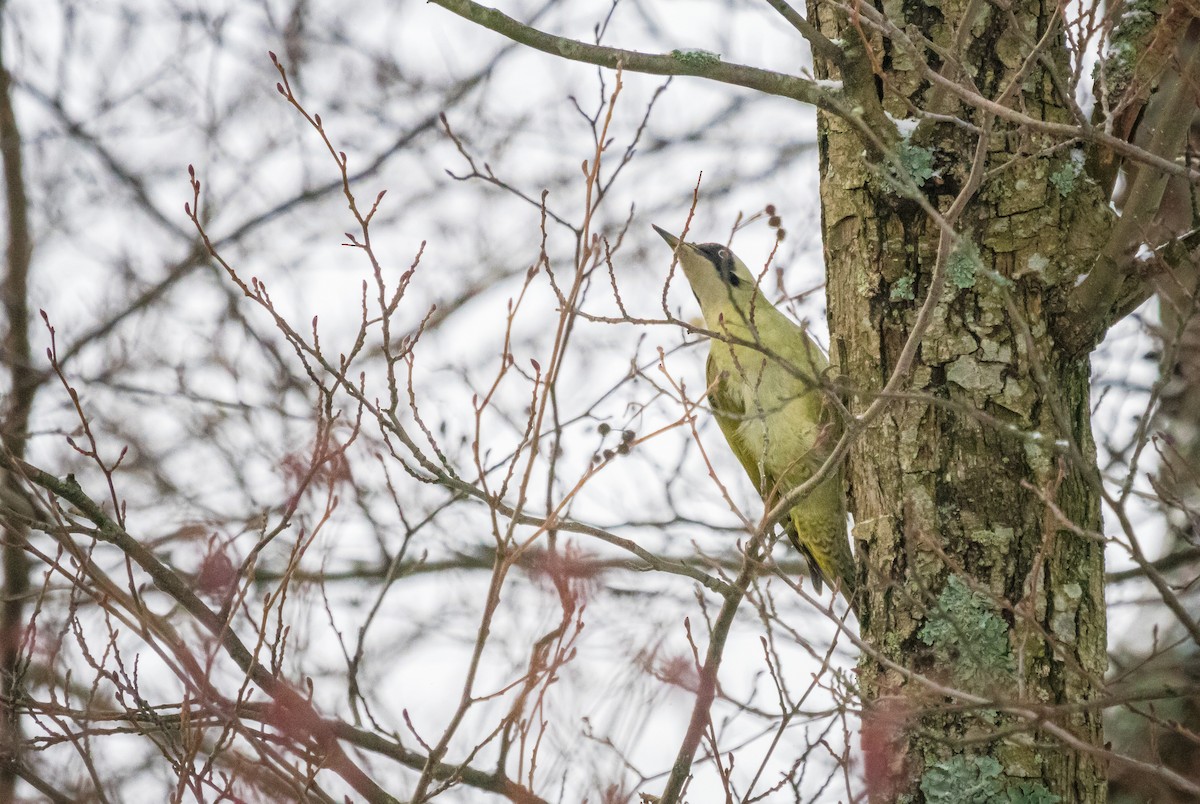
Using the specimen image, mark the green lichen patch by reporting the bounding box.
[1099,0,1166,97]
[947,241,982,291]
[890,275,915,301]
[920,756,1003,803]
[919,575,1013,688]
[895,142,935,188]
[1049,151,1085,198]
[669,48,721,68]
[920,756,1060,803]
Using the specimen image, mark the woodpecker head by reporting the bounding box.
[653,224,762,328]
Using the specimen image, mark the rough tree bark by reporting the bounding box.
[0,13,33,798]
[809,0,1108,801]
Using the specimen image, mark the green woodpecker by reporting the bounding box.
[654,225,855,599]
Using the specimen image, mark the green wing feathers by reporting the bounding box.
[706,351,856,598]
[706,353,766,495]
[786,472,855,595]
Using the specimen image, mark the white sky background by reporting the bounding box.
[2,0,1176,801]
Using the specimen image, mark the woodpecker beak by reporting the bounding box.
[652,224,680,249]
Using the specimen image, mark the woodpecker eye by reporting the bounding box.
[717,250,740,287]
[698,243,740,287]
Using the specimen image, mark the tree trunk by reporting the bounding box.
[809,1,1109,800]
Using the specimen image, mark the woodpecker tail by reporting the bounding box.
[785,474,856,606]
